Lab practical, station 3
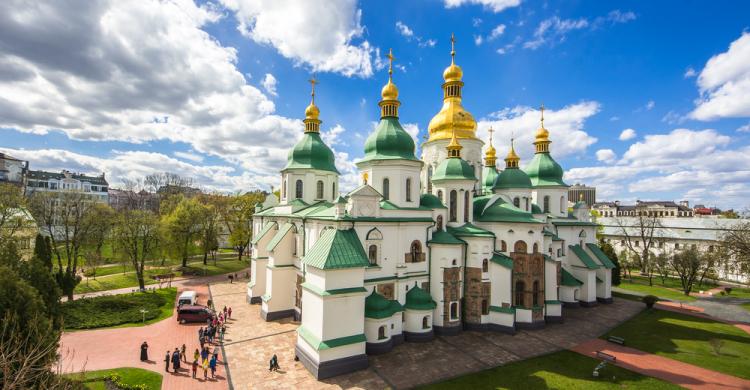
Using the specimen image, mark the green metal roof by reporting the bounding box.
[561,268,583,286]
[490,252,513,269]
[473,196,542,224]
[360,117,419,163]
[531,203,543,214]
[284,132,339,173]
[448,222,495,237]
[543,254,556,263]
[419,193,447,209]
[568,244,600,270]
[266,222,295,252]
[482,166,498,192]
[404,284,437,310]
[432,157,477,182]
[302,228,370,270]
[524,152,567,187]
[551,219,599,227]
[586,243,616,269]
[428,230,464,245]
[251,221,277,244]
[493,167,532,189]
[542,228,563,241]
[379,200,432,211]
[364,290,404,319]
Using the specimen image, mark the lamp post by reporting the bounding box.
[140,309,148,323]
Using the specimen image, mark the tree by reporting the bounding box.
[720,210,739,219]
[670,248,706,296]
[162,197,204,267]
[197,197,220,265]
[216,191,265,261]
[113,210,160,291]
[33,234,53,271]
[614,214,663,285]
[720,221,750,280]
[28,191,98,300]
[599,240,621,286]
[81,203,116,278]
[653,252,671,285]
[0,183,26,244]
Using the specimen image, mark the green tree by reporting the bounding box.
[670,248,706,296]
[599,240,621,286]
[114,210,160,291]
[217,191,265,261]
[162,197,204,267]
[197,196,219,265]
[0,183,26,244]
[81,203,116,278]
[33,234,53,271]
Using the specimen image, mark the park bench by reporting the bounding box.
[607,336,625,345]
[596,351,617,363]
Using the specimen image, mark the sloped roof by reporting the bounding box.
[251,221,277,244]
[586,243,616,269]
[448,222,495,237]
[568,244,600,270]
[490,252,513,269]
[302,228,370,270]
[561,268,583,286]
[428,230,464,245]
[266,222,295,252]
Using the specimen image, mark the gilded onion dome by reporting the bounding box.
[493,138,532,190]
[524,105,567,187]
[427,34,478,142]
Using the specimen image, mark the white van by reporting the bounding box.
[177,290,197,306]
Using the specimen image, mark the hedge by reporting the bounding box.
[62,290,171,329]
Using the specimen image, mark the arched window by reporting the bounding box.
[378,325,386,340]
[514,240,527,253]
[316,180,324,199]
[515,281,525,307]
[449,302,459,320]
[282,179,286,199]
[500,240,507,252]
[368,245,378,265]
[464,191,470,222]
[513,197,520,208]
[532,281,540,306]
[409,240,423,262]
[332,182,336,199]
[406,178,412,202]
[422,315,431,329]
[436,215,444,231]
[533,243,538,253]
[295,179,303,199]
[525,197,529,211]
[449,190,458,222]
[560,196,565,214]
[482,258,488,272]
[481,299,489,315]
[427,166,433,194]
[382,178,390,200]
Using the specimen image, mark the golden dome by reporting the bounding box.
[305,102,320,120]
[381,80,398,101]
[485,127,497,166]
[535,126,549,143]
[506,142,519,161]
[443,63,463,82]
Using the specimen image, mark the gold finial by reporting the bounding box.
[484,127,497,167]
[534,103,551,153]
[379,48,400,115]
[540,103,545,128]
[450,33,456,63]
[505,136,520,168]
[304,77,321,131]
[447,127,462,158]
[387,48,394,80]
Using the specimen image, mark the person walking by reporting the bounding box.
[228,307,232,319]
[201,346,209,362]
[180,344,187,363]
[198,327,204,340]
[193,348,200,363]
[269,354,279,372]
[172,348,180,371]
[202,357,209,380]
[140,341,149,362]
[209,354,217,379]
[223,306,227,318]
[164,351,170,372]
[220,325,226,342]
[192,359,198,379]
[199,334,205,349]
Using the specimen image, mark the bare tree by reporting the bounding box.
[113,210,160,291]
[671,248,707,296]
[720,221,750,280]
[653,252,670,285]
[81,203,115,279]
[144,172,195,194]
[614,214,663,285]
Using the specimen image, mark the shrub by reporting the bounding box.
[642,295,659,308]
[709,338,724,356]
[61,290,170,329]
[724,287,732,294]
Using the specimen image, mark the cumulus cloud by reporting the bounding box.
[221,0,375,77]
[737,122,750,132]
[173,151,205,163]
[395,21,413,37]
[684,67,697,78]
[690,32,750,120]
[488,24,506,40]
[261,73,278,96]
[524,10,635,50]
[596,149,616,164]
[443,0,521,13]
[0,0,302,179]
[395,21,436,48]
[619,128,636,141]
[477,101,600,159]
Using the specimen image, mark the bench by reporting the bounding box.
[596,351,617,363]
[607,336,625,345]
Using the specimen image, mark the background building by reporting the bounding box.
[593,200,693,218]
[568,183,596,207]
[0,152,28,186]
[26,169,109,203]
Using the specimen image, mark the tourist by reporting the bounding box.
[194,348,200,363]
[209,354,217,378]
[192,359,198,379]
[199,335,205,349]
[220,325,226,342]
[228,307,232,319]
[228,274,234,283]
[164,351,170,372]
[202,357,209,380]
[223,306,227,318]
[201,346,209,362]
[198,327,204,340]
[172,348,181,371]
[140,341,149,362]
[180,344,187,363]
[269,354,279,372]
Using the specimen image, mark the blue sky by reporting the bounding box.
[1,0,749,209]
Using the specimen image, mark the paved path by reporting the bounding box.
[210,282,644,390]
[614,286,750,324]
[60,282,232,390]
[572,338,750,390]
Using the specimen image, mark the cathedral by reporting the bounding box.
[247,42,614,379]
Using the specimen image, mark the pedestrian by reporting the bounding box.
[220,325,226,342]
[180,344,186,363]
[164,351,170,372]
[209,354,217,378]
[202,358,209,380]
[228,307,232,319]
[223,306,227,318]
[206,317,211,327]
[192,359,198,379]
[194,348,200,363]
[140,341,149,362]
[172,348,180,371]
[269,354,279,372]
[198,327,204,340]
[199,335,205,349]
[201,346,209,362]
[228,274,234,283]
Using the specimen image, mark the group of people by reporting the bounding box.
[191,345,219,379]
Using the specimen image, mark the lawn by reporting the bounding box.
[604,308,750,380]
[616,274,717,301]
[418,350,679,390]
[62,288,177,329]
[179,259,248,277]
[716,287,750,299]
[68,367,162,390]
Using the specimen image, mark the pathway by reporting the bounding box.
[59,282,232,390]
[572,338,750,390]
[614,286,750,324]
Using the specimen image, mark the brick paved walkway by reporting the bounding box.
[211,282,644,390]
[60,282,229,390]
[572,338,750,390]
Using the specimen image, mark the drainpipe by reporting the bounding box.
[424,220,436,294]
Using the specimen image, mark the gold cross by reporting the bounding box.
[488,126,494,143]
[540,103,545,126]
[450,33,456,60]
[387,48,394,77]
[309,77,318,102]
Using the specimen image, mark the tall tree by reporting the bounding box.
[217,192,265,261]
[81,203,115,278]
[599,240,621,286]
[197,196,220,265]
[0,183,26,244]
[720,221,750,280]
[33,234,53,271]
[614,214,663,285]
[162,197,204,267]
[114,210,160,291]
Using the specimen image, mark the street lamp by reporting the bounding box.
[140,309,148,323]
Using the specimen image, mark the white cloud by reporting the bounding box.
[472,18,483,27]
[321,124,346,146]
[595,10,636,26]
[420,39,437,48]
[523,17,589,50]
[474,35,484,46]
[395,21,413,37]
[596,149,616,164]
[488,24,506,40]
[621,129,730,166]
[443,0,521,13]
[221,0,375,77]
[619,128,636,141]
[477,101,600,159]
[690,32,750,120]
[402,123,421,143]
[737,122,750,132]
[173,151,205,163]
[261,73,278,96]
[645,100,655,110]
[684,67,697,78]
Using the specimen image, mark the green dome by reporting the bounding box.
[473,195,539,223]
[284,132,339,173]
[405,284,436,310]
[432,158,477,182]
[365,290,402,319]
[524,152,567,187]
[420,193,446,209]
[493,167,532,190]
[482,166,498,191]
[360,117,418,162]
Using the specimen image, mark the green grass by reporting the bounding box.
[617,274,707,301]
[68,367,162,390]
[612,290,644,302]
[604,308,750,380]
[716,287,750,299]
[178,259,248,277]
[418,350,679,390]
[62,288,177,329]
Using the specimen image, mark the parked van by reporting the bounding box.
[177,290,197,306]
[177,305,213,324]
